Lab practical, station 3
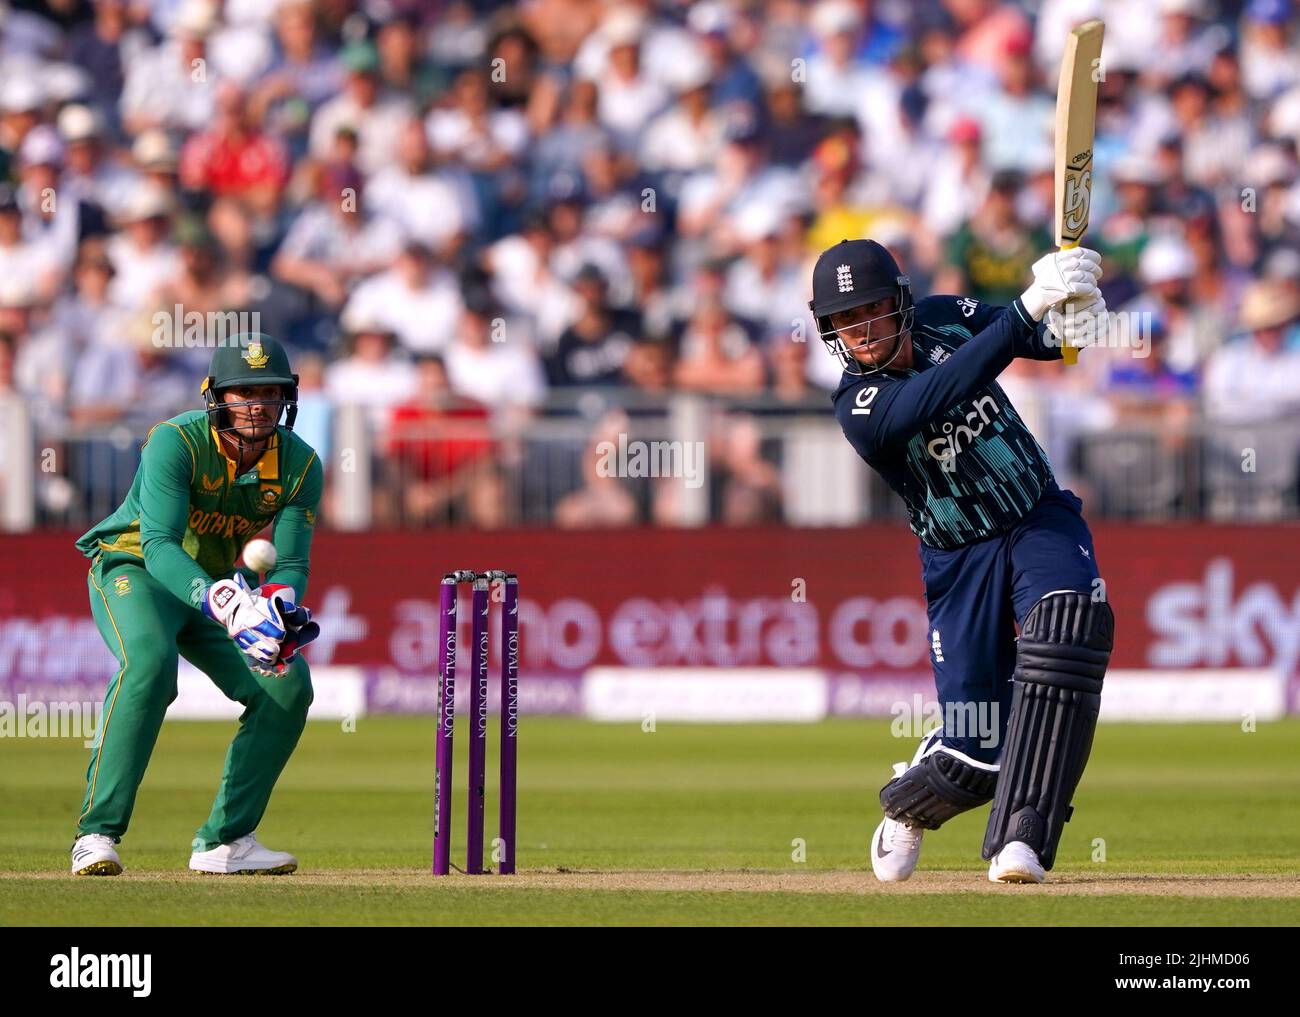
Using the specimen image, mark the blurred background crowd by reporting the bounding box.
[0,0,1299,529]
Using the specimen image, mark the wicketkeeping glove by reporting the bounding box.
[203,573,286,667]
[245,585,320,677]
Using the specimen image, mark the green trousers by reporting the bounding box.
[79,555,313,850]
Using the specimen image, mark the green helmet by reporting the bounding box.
[202,333,299,433]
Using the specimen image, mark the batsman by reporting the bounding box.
[812,239,1112,883]
[70,334,322,876]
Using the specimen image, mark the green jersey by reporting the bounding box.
[76,410,323,608]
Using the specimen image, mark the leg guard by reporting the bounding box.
[982,591,1114,869]
[881,734,999,831]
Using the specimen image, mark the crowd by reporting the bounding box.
[1,0,1299,526]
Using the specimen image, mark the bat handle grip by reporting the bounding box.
[1059,239,1081,365]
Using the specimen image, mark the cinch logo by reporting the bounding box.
[926,394,1002,462]
[50,948,151,997]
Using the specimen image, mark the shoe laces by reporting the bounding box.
[888,819,922,852]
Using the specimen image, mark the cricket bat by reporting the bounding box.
[1054,19,1104,365]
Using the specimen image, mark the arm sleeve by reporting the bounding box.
[138,423,214,608]
[267,452,323,602]
[967,297,1062,362]
[836,297,1042,454]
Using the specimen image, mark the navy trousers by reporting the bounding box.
[918,485,1101,763]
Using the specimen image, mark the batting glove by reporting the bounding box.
[1046,291,1109,351]
[1021,247,1102,321]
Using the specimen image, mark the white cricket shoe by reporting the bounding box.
[71,833,123,876]
[189,833,297,875]
[988,840,1046,883]
[870,814,924,882]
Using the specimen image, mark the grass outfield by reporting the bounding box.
[2,716,1298,926]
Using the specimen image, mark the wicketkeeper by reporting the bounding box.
[813,239,1114,883]
[70,333,322,876]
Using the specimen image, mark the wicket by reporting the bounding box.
[433,569,519,876]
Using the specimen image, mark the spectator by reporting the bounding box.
[50,244,129,358]
[342,243,464,356]
[937,170,1047,306]
[426,68,528,173]
[555,410,639,528]
[581,11,668,147]
[16,127,79,273]
[444,302,546,414]
[640,57,724,175]
[156,218,254,325]
[367,118,475,256]
[724,207,807,340]
[289,352,332,464]
[545,265,640,387]
[385,15,450,106]
[179,81,290,221]
[1202,279,1300,518]
[974,32,1053,174]
[483,213,577,349]
[760,71,830,170]
[674,300,765,396]
[2,276,72,431]
[309,41,415,175]
[0,77,45,177]
[120,0,221,134]
[385,355,497,526]
[709,414,782,524]
[325,321,417,429]
[803,1,870,118]
[252,0,345,138]
[131,129,182,194]
[67,314,195,430]
[106,185,178,310]
[64,0,132,122]
[529,78,607,203]
[1121,234,1227,373]
[0,184,64,305]
[921,117,989,239]
[1239,0,1300,99]
[1203,280,1300,423]
[272,161,402,313]
[686,1,764,113]
[58,105,137,221]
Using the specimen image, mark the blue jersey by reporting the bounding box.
[832,295,1061,550]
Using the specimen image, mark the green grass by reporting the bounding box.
[2,717,1298,925]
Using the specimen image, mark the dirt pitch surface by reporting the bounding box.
[8,869,1298,898]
